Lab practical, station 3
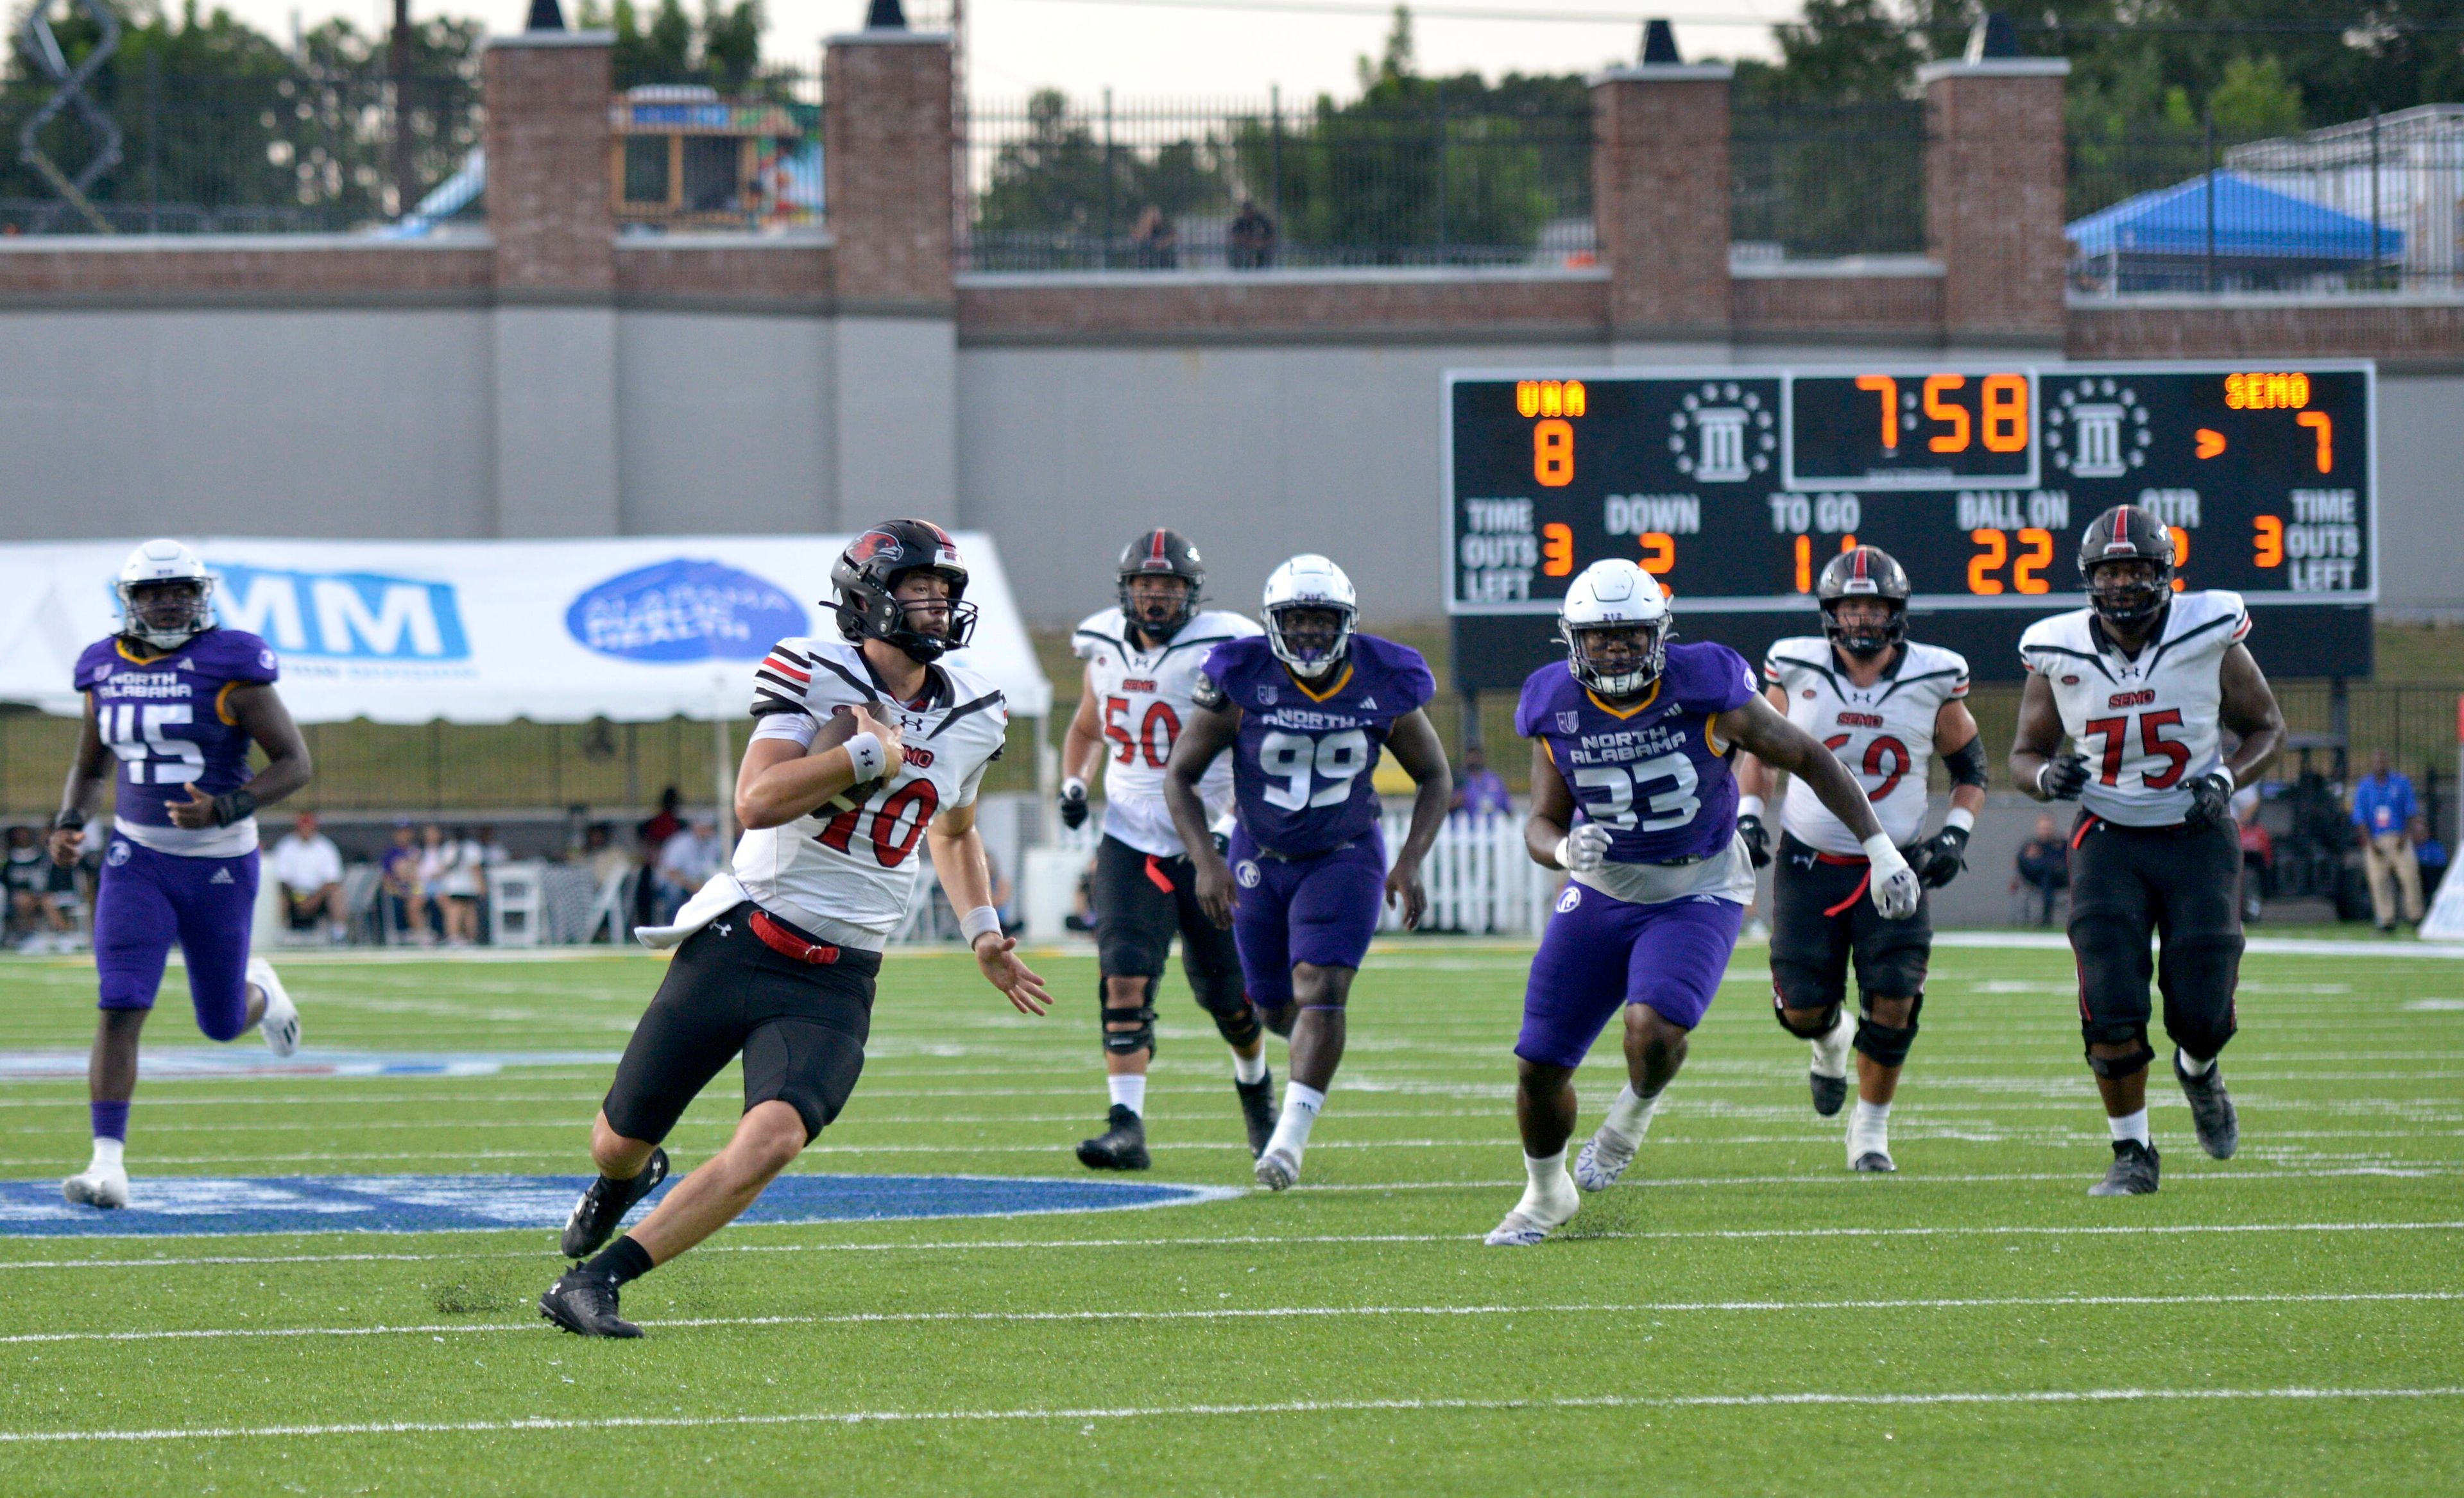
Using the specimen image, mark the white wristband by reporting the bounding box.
[1061,776,1087,799]
[1861,832,1902,865]
[844,732,885,781]
[960,905,1004,946]
[1737,796,1766,821]
[1551,835,1572,871]
[1944,806,1976,834]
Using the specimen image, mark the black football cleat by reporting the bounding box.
[1809,1070,1848,1118]
[540,1268,644,1338]
[1235,1073,1279,1159]
[560,1148,669,1260]
[2088,1139,2160,1197]
[2175,1050,2239,1160]
[1076,1105,1150,1171]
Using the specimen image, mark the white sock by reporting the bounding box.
[2177,1048,2214,1078]
[1811,1011,1854,1079]
[2109,1109,2151,1147]
[1600,1083,1663,1149]
[1267,1082,1324,1157]
[89,1137,124,1173]
[1853,1098,1891,1134]
[1515,1150,1577,1223]
[1231,1049,1267,1085]
[1107,1074,1147,1116]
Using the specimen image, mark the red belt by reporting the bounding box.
[1811,850,1868,867]
[750,908,839,965]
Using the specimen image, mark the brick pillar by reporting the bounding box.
[1591,63,1732,354]
[823,29,958,527]
[1921,58,2071,348]
[483,30,620,536]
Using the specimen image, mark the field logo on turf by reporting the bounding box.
[567,559,808,663]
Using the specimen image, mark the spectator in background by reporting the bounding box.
[1228,198,1276,269]
[654,815,722,921]
[2352,750,2424,932]
[6,824,74,950]
[1131,205,1179,269]
[2014,813,2069,928]
[380,821,425,945]
[634,787,684,928]
[1449,744,1512,820]
[580,822,633,890]
[269,812,348,944]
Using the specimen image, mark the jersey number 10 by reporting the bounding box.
[815,779,941,867]
[101,703,206,786]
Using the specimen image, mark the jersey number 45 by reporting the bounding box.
[101,703,206,785]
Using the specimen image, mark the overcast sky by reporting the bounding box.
[250,0,1790,101]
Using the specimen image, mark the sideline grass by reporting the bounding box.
[0,938,2459,1495]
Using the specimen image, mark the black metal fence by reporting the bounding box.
[2067,106,2461,296]
[0,64,481,234]
[964,91,1597,272]
[1731,100,1928,260]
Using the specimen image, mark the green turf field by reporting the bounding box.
[1,937,2460,1495]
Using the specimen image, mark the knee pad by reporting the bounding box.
[1770,992,1841,1041]
[2084,1033,2155,1080]
[1098,978,1158,1057]
[1852,992,1923,1069]
[1208,996,1262,1051]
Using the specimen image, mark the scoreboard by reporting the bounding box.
[1444,361,2375,688]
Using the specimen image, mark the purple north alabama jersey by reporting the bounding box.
[1201,633,1436,858]
[1514,640,1759,864]
[74,629,278,851]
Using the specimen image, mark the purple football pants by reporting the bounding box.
[1516,881,1743,1069]
[1227,824,1387,1010]
[94,837,259,1042]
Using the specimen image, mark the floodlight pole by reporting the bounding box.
[392,0,416,219]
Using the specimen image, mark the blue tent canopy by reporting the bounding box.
[2068,171,2403,262]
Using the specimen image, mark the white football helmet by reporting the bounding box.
[1559,559,1670,698]
[1262,554,1356,679]
[116,539,216,651]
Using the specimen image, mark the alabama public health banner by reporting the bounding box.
[0,534,1052,724]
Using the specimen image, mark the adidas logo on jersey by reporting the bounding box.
[1358,695,1377,708]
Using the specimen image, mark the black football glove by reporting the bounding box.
[1912,824,1970,889]
[2037,753,2090,801]
[2186,769,2236,829]
[1736,812,1772,869]
[1057,778,1089,831]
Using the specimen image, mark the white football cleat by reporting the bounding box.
[1253,1147,1301,1192]
[63,1166,130,1209]
[1572,1128,1638,1193]
[249,957,300,1057]
[1483,1210,1560,1247]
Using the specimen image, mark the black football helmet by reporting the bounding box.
[2077,504,2175,629]
[832,519,979,662]
[1116,528,1205,641]
[1816,545,1909,658]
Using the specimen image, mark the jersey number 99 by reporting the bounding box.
[1258,729,1371,811]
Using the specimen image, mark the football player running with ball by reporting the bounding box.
[1061,529,1277,1170]
[2012,505,2283,1197]
[1487,560,1917,1247]
[1163,555,1452,1192]
[1735,546,1987,1173]
[55,540,312,1210]
[540,522,1052,1338]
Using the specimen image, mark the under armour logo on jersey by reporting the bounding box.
[715,921,733,937]
[209,868,234,885]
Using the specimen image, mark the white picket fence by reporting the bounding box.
[1035,810,1556,937]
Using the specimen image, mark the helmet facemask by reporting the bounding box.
[1118,572,1197,643]
[1822,596,1904,660]
[850,568,979,663]
[117,577,214,652]
[1562,617,1665,699]
[2085,557,2169,631]
[1265,602,1353,679]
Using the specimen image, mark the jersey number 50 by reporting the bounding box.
[1572,751,1701,831]
[1258,729,1370,811]
[101,703,206,786]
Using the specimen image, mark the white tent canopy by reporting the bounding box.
[0,534,1052,724]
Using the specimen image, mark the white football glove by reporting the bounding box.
[1863,834,1921,921]
[1555,822,1613,873]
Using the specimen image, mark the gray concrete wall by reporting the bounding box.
[0,308,493,540]
[616,311,835,535]
[2372,374,2464,620]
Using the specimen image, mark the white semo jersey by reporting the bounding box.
[1072,607,1259,857]
[2019,590,2248,828]
[1765,636,1971,855]
[733,637,1009,949]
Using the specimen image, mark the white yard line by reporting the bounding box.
[6,1219,2461,1273]
[7,1289,2458,1348]
[3,1385,2459,1443]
